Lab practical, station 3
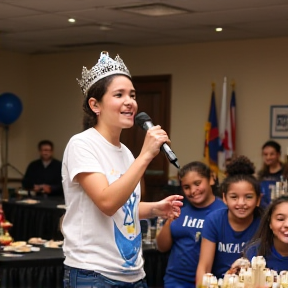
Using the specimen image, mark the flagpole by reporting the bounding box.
[218,77,227,172]
[230,80,236,156]
[231,79,235,90]
[211,82,215,92]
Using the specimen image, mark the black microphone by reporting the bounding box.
[135,112,180,169]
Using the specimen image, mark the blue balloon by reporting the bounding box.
[0,92,23,125]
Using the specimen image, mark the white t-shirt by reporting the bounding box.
[62,128,145,282]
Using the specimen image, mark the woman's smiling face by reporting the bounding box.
[224,181,259,221]
[270,202,288,245]
[97,75,137,130]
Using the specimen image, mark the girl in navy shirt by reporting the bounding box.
[156,161,226,288]
[196,155,262,283]
[244,196,288,273]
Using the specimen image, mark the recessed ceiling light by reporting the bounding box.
[99,25,112,31]
[215,27,223,32]
[68,18,76,23]
[116,3,191,17]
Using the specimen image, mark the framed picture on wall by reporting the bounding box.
[270,105,288,138]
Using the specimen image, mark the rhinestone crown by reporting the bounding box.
[77,51,131,96]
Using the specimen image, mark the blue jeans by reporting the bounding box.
[63,265,148,288]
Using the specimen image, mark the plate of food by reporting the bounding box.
[10,241,27,247]
[28,237,47,245]
[3,243,40,253]
[17,199,40,204]
[44,240,63,248]
[3,241,26,252]
[14,246,32,253]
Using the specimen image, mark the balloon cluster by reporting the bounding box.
[0,92,23,125]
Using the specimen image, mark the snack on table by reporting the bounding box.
[10,241,26,247]
[17,199,40,204]
[44,240,63,248]
[15,246,31,253]
[28,237,47,245]
[4,243,40,252]
[0,221,13,229]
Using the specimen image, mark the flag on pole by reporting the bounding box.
[218,77,227,172]
[204,87,220,172]
[225,88,236,158]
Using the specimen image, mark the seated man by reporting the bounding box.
[22,140,63,197]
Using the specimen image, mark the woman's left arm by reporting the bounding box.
[139,195,183,219]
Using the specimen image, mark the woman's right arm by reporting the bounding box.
[156,218,173,252]
[196,238,216,287]
[76,125,169,216]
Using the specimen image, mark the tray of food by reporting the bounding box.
[28,237,47,245]
[2,241,40,253]
[44,240,63,248]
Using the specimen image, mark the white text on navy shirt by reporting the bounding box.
[182,216,204,228]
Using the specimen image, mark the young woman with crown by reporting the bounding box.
[61,51,183,288]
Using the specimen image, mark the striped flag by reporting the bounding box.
[204,89,220,172]
[225,90,236,158]
[218,77,227,172]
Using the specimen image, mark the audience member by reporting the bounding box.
[257,140,287,208]
[61,51,183,288]
[156,161,226,288]
[196,155,262,283]
[22,140,63,197]
[244,196,288,273]
[258,140,284,181]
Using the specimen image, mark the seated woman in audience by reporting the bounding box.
[258,140,284,182]
[244,196,288,273]
[156,161,226,288]
[196,155,262,283]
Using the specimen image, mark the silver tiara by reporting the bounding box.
[77,51,131,96]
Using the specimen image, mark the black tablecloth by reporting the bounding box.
[0,247,64,288]
[0,246,169,288]
[143,249,170,287]
[2,198,65,241]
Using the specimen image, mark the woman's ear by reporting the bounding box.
[88,97,100,115]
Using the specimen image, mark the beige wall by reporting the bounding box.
[1,37,288,179]
[0,51,30,178]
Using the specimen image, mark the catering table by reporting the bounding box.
[0,246,169,288]
[2,198,65,241]
[0,247,64,288]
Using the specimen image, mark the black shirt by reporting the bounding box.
[22,158,63,197]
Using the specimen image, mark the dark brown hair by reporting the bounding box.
[178,161,211,181]
[221,155,260,197]
[38,140,53,150]
[82,74,131,130]
[244,196,288,257]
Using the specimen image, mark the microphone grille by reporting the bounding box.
[135,112,151,128]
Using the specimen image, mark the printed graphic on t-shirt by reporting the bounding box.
[218,241,246,253]
[182,215,205,229]
[182,215,204,242]
[108,172,141,268]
